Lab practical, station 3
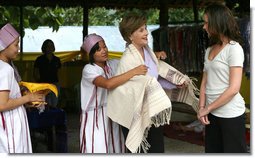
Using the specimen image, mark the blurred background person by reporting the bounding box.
[34,39,61,107]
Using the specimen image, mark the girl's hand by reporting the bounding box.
[132,65,148,75]
[155,51,167,60]
[26,91,45,103]
[24,102,47,108]
[33,102,47,108]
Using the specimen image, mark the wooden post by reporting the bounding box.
[192,0,199,24]
[19,5,23,61]
[82,2,89,41]
[159,0,168,27]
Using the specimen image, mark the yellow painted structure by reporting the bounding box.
[14,50,250,105]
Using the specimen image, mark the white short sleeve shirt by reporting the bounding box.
[80,60,119,112]
[203,41,245,118]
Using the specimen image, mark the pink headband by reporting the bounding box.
[81,33,104,53]
[0,23,20,51]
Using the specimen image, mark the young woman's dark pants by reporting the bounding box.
[205,113,247,153]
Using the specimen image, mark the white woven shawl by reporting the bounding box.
[107,44,199,153]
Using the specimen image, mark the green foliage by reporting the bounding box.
[0,6,64,32]
[0,6,20,27]
[23,6,65,31]
[63,7,83,26]
[147,9,160,24]
[169,8,193,22]
[89,7,117,25]
[0,6,196,31]
[0,6,161,29]
[88,8,159,26]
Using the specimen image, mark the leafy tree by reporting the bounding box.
[62,7,83,26]
[0,6,161,30]
[169,8,195,22]
[0,6,64,32]
[88,7,160,26]
[0,0,248,31]
[0,6,20,27]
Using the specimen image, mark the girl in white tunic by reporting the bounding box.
[0,23,45,153]
[80,34,147,153]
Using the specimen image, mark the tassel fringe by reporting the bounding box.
[188,76,200,96]
[135,108,172,153]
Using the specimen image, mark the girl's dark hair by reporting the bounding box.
[41,39,55,53]
[204,3,243,46]
[89,42,100,65]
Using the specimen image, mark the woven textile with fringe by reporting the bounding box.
[107,44,199,153]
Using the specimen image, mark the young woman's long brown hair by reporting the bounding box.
[204,3,243,46]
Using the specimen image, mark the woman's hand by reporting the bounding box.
[198,106,211,117]
[198,115,210,125]
[155,51,167,60]
[132,65,148,75]
[197,107,210,125]
[176,81,187,88]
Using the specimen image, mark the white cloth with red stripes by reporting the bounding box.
[0,60,32,153]
[80,60,125,153]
